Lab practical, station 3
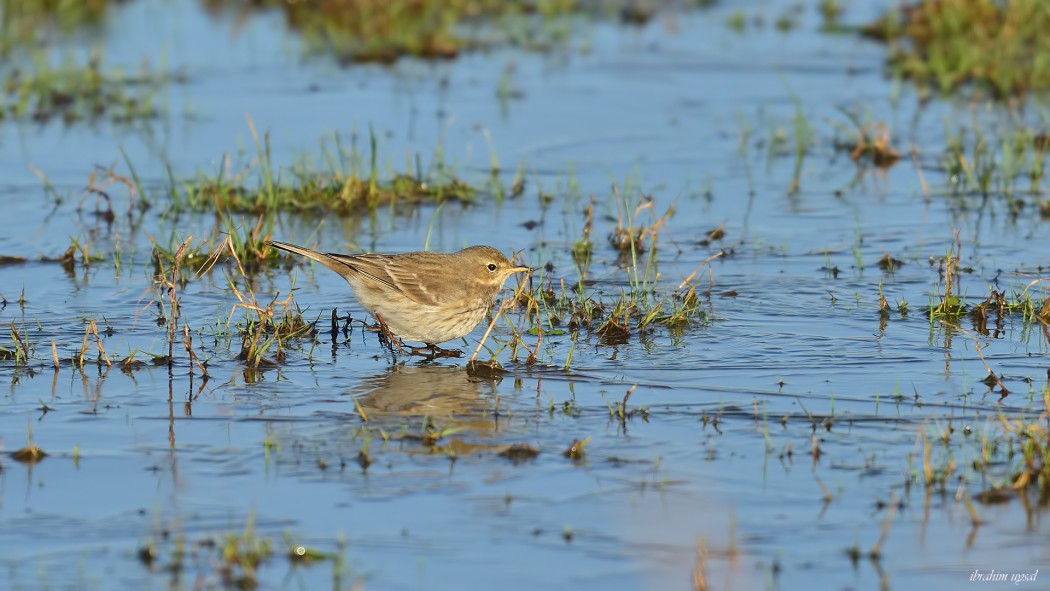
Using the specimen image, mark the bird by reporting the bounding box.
[267,241,531,356]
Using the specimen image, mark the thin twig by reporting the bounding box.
[622,384,637,418]
[470,299,515,363]
[9,324,29,363]
[677,250,725,292]
[940,320,1008,395]
[909,143,930,199]
[165,236,193,373]
[869,492,897,558]
[183,325,208,379]
[89,320,111,366]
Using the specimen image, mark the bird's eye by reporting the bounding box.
[487,263,498,272]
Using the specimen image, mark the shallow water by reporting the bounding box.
[0,1,1048,590]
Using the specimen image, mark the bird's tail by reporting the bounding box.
[267,241,353,276]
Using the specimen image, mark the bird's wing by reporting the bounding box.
[328,252,467,307]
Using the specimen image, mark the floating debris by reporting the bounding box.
[499,443,540,463]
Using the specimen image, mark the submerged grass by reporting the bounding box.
[917,231,1050,353]
[863,0,1050,99]
[742,100,1045,216]
[201,0,681,65]
[162,125,480,216]
[996,394,1050,499]
[939,122,1048,207]
[205,235,318,369]
[920,391,1050,507]
[510,191,715,364]
[832,109,900,169]
[0,0,120,56]
[139,513,349,590]
[0,50,179,124]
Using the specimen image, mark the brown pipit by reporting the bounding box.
[267,241,531,356]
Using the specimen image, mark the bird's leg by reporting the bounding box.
[373,313,408,355]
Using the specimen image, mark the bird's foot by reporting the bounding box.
[368,316,460,358]
[410,344,463,359]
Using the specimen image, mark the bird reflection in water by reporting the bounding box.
[350,363,502,427]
